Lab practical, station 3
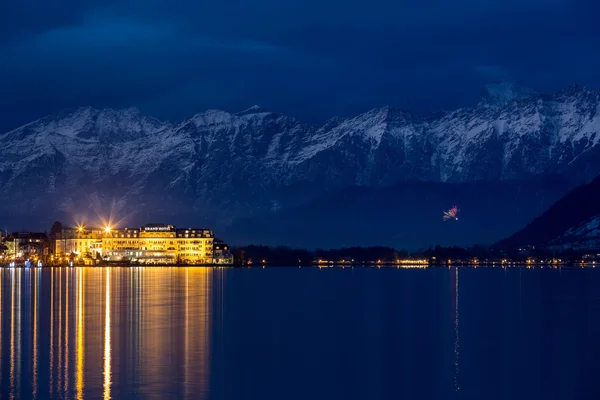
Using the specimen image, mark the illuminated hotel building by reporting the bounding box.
[56,224,225,264]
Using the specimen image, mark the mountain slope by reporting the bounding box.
[495,174,600,249]
[550,216,600,250]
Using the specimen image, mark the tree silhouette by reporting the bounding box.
[49,221,63,254]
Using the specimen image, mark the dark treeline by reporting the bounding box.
[421,245,571,261]
[232,244,599,265]
[234,245,409,264]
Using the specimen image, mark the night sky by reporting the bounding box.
[1,0,599,132]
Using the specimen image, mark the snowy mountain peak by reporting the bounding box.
[0,106,170,144]
[481,82,535,106]
[191,109,235,126]
[2,83,600,230]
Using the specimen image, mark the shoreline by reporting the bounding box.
[2,262,597,268]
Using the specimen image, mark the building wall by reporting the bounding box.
[212,241,233,264]
[58,225,216,264]
[7,234,48,258]
[56,238,78,255]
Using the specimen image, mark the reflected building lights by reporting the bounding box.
[9,269,23,400]
[10,270,15,399]
[194,268,212,399]
[65,270,70,395]
[0,269,2,384]
[50,269,54,395]
[1,266,215,398]
[178,268,213,399]
[452,267,460,393]
[103,269,112,400]
[141,268,174,396]
[185,269,190,398]
[16,270,23,399]
[129,267,142,393]
[58,268,63,392]
[76,269,85,400]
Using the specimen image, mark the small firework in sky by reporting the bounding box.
[443,206,460,221]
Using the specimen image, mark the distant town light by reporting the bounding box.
[104,226,112,233]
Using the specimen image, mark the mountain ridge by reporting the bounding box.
[2,83,600,247]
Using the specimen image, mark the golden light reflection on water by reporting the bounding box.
[10,269,22,400]
[138,267,212,398]
[76,269,84,400]
[1,266,215,399]
[9,270,16,399]
[0,271,2,388]
[185,269,190,398]
[65,269,70,395]
[49,269,54,395]
[103,269,112,400]
[188,268,212,399]
[58,268,63,393]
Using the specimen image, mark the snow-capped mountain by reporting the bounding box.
[2,84,600,246]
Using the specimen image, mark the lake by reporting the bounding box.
[1,266,600,399]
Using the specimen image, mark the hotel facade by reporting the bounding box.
[56,223,232,264]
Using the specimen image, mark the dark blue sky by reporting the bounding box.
[1,0,599,131]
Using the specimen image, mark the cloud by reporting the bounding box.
[0,0,599,131]
[0,7,295,126]
[36,15,177,47]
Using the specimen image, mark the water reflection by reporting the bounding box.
[65,269,70,396]
[2,266,600,400]
[58,269,63,394]
[49,269,54,394]
[10,269,22,399]
[451,267,460,394]
[1,267,215,399]
[76,269,84,400]
[0,270,2,388]
[32,269,40,398]
[103,269,111,400]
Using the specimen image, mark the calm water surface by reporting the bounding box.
[1,266,600,399]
